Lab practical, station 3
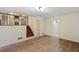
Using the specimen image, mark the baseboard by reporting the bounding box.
[59,37,79,43]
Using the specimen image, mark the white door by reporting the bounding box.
[52,18,59,37]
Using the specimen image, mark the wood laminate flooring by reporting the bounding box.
[0,35,79,52]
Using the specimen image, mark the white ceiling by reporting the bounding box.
[0,7,79,18]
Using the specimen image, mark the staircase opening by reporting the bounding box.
[27,16,34,38]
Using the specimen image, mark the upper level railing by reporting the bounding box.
[0,13,27,26]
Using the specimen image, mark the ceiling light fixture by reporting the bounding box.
[36,7,46,11]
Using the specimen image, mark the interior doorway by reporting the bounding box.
[52,18,59,37]
[26,16,34,38]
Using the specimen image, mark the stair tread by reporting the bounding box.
[27,25,34,37]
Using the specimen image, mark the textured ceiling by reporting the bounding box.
[0,7,79,18]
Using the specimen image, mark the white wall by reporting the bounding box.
[44,18,53,36]
[0,26,26,47]
[44,12,79,43]
[39,19,45,36]
[59,12,79,42]
[43,17,59,37]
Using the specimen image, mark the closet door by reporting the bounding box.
[52,18,59,37]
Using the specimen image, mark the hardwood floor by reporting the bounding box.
[0,35,79,52]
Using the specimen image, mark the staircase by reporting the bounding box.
[27,25,34,37]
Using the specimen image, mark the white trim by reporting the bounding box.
[27,36,35,40]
